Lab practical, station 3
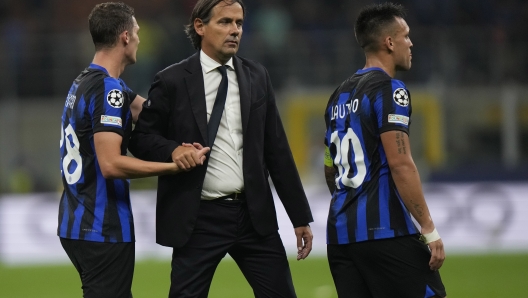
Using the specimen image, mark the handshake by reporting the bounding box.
[171,142,210,172]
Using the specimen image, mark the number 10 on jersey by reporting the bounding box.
[330,127,367,190]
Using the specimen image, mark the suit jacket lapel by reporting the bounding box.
[234,56,251,135]
[184,52,208,144]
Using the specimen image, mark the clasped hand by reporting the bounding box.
[171,143,210,171]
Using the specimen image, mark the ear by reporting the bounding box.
[194,18,205,37]
[385,36,394,52]
[119,30,129,46]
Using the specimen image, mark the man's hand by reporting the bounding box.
[182,142,209,164]
[171,143,210,171]
[421,227,445,271]
[294,225,313,260]
[426,238,445,271]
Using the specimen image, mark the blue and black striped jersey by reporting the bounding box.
[324,67,419,245]
[58,63,137,243]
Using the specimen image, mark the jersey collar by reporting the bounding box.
[356,67,387,75]
[89,63,110,75]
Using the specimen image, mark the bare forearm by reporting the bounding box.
[391,163,434,230]
[381,131,444,268]
[381,131,435,231]
[99,155,180,179]
[94,132,184,179]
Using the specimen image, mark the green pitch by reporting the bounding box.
[1,254,527,297]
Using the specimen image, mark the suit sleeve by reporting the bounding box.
[262,69,314,227]
[129,72,179,162]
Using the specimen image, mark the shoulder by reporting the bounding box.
[235,55,268,74]
[80,68,107,84]
[84,71,126,104]
[233,56,271,90]
[157,60,188,78]
[390,78,407,90]
[157,52,200,79]
[369,71,407,90]
[360,70,404,96]
[103,76,123,89]
[77,69,110,95]
[367,70,393,86]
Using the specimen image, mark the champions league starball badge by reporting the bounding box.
[107,89,124,108]
[393,88,409,107]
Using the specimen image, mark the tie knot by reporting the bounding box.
[217,65,228,77]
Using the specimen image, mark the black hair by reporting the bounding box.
[88,2,135,51]
[184,0,245,50]
[355,2,406,52]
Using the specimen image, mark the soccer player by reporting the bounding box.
[323,3,447,298]
[57,3,209,298]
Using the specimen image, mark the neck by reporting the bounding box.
[200,48,232,65]
[363,52,396,78]
[92,49,126,78]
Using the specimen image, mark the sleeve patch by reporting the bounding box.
[101,115,122,127]
[106,89,124,108]
[393,88,409,107]
[388,114,409,125]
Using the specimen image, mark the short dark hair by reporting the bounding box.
[355,2,406,52]
[184,0,246,50]
[88,2,135,51]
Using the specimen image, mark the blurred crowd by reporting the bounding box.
[1,0,527,98]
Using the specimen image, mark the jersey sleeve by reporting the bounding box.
[119,78,138,102]
[91,77,128,136]
[374,79,412,135]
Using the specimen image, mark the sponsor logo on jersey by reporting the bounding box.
[393,88,409,107]
[101,115,122,127]
[388,114,409,125]
[107,89,124,108]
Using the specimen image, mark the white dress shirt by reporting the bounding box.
[200,50,244,199]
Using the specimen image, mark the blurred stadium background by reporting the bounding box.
[1,0,528,297]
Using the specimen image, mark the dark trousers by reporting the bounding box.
[327,235,446,298]
[60,238,134,298]
[169,199,296,298]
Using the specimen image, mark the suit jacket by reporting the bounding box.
[129,52,313,248]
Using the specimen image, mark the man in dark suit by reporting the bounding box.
[128,0,314,297]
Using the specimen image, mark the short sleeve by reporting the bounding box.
[91,77,127,136]
[374,79,411,135]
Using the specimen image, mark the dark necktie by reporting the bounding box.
[207,65,228,149]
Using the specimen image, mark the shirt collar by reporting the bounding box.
[200,50,234,74]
